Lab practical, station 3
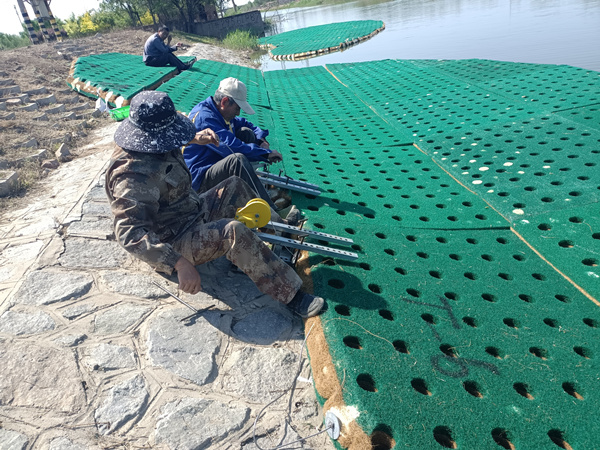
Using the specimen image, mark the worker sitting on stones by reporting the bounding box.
[183,77,286,211]
[143,25,196,72]
[105,91,323,318]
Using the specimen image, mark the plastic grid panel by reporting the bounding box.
[259,20,384,57]
[283,144,507,230]
[555,104,600,131]
[157,59,268,115]
[69,52,192,101]
[409,59,600,112]
[307,228,600,449]
[513,206,600,300]
[424,115,600,221]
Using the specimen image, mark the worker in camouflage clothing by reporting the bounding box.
[105,91,324,318]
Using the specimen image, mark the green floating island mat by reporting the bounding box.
[66,52,195,107]
[157,59,269,115]
[259,20,385,60]
[260,58,600,449]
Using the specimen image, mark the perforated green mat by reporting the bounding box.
[66,52,195,107]
[259,20,385,60]
[262,59,600,449]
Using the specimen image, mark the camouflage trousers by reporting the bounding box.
[172,176,302,304]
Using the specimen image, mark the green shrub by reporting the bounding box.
[0,32,30,51]
[222,29,258,50]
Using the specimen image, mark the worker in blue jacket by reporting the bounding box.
[183,77,284,209]
[143,25,195,72]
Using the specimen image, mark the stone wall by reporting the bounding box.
[193,11,264,39]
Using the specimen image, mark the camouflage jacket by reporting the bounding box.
[105,146,205,274]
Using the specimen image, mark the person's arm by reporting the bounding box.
[204,115,271,161]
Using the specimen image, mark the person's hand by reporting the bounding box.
[176,42,184,48]
[174,257,202,294]
[259,140,270,149]
[189,129,219,146]
[267,150,283,163]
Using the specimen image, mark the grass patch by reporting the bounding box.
[222,30,259,51]
[172,31,220,46]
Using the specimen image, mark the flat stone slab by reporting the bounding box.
[0,343,85,413]
[0,78,15,86]
[62,303,96,320]
[82,343,136,370]
[0,102,6,111]
[0,310,55,335]
[12,269,93,306]
[94,302,151,334]
[155,397,250,450]
[53,333,87,347]
[45,104,66,115]
[95,374,149,435]
[82,200,111,216]
[19,102,38,112]
[67,217,113,238]
[25,86,47,95]
[0,171,18,197]
[147,310,220,386]
[19,138,38,148]
[0,429,28,450]
[35,94,56,106]
[221,347,298,403]
[0,85,21,96]
[48,437,86,450]
[232,308,292,344]
[0,112,16,120]
[99,271,169,298]
[59,238,128,269]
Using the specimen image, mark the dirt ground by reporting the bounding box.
[0,28,258,203]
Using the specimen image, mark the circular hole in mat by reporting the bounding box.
[392,215,402,222]
[429,271,442,279]
[379,309,394,321]
[583,318,599,327]
[328,279,345,289]
[529,347,548,359]
[436,237,448,243]
[593,233,600,240]
[574,346,592,359]
[583,258,599,266]
[406,235,417,242]
[445,292,458,301]
[463,317,478,327]
[464,272,477,280]
[538,223,551,231]
[411,378,431,396]
[375,232,386,239]
[422,313,436,324]
[548,429,573,449]
[449,254,462,261]
[407,288,421,298]
[482,254,494,261]
[365,213,375,219]
[314,223,324,229]
[482,293,497,302]
[384,249,396,256]
[466,238,478,245]
[440,344,458,358]
[433,426,457,449]
[345,228,355,235]
[357,373,377,392]
[417,252,429,259]
[569,216,583,223]
[395,267,407,275]
[369,284,382,294]
[463,380,483,398]
[492,428,516,450]
[419,216,430,222]
[352,244,362,251]
[503,318,520,328]
[558,240,574,248]
[555,294,571,303]
[371,429,396,450]
[336,210,346,216]
[562,382,584,400]
[359,263,371,271]
[335,305,350,316]
[543,318,559,328]
[343,336,362,349]
[499,273,512,281]
[513,382,534,399]
[393,340,409,354]
[513,254,525,261]
[519,294,533,303]
[486,347,504,359]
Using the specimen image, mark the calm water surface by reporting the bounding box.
[260,0,600,72]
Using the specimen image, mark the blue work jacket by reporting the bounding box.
[183,96,271,191]
[143,34,176,61]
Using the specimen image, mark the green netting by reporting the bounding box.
[259,20,384,59]
[67,53,194,106]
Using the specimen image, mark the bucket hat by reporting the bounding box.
[114,91,195,153]
[215,77,255,115]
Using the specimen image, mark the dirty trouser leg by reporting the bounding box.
[173,218,302,304]
[199,154,277,210]
[200,174,283,223]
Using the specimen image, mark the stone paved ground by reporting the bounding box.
[0,122,335,450]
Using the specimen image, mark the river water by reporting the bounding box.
[259,0,600,72]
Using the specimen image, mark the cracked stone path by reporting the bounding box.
[0,123,333,450]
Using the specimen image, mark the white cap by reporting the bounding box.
[216,77,255,115]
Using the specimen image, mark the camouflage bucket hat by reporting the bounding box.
[114,91,195,154]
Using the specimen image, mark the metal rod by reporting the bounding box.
[151,281,198,313]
